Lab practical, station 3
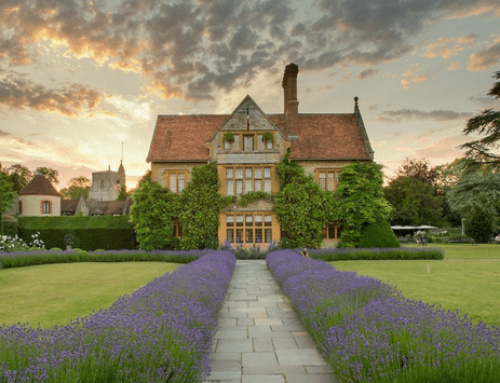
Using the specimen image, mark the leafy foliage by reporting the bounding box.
[273,157,330,248]
[336,162,392,247]
[0,171,16,218]
[60,176,91,200]
[395,157,439,186]
[358,218,400,248]
[3,164,32,192]
[178,164,225,250]
[35,166,59,184]
[130,176,179,250]
[465,208,495,244]
[460,70,500,169]
[385,176,444,226]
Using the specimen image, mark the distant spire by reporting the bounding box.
[121,141,124,163]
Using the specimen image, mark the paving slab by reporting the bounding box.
[204,260,338,383]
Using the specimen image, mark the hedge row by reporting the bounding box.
[0,249,212,270]
[17,216,137,250]
[305,246,444,261]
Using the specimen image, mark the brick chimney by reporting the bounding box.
[282,63,299,137]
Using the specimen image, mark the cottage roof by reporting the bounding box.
[85,199,132,216]
[61,199,79,213]
[19,175,60,197]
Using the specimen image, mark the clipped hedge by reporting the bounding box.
[359,218,400,248]
[0,249,212,270]
[17,216,137,250]
[1,216,18,237]
[305,247,444,261]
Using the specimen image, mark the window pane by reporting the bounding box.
[178,174,185,192]
[327,173,335,191]
[255,215,262,226]
[266,140,273,149]
[246,215,253,225]
[236,180,243,194]
[245,228,253,243]
[245,180,253,192]
[236,215,244,226]
[255,168,262,178]
[254,179,262,191]
[265,228,272,243]
[169,174,176,191]
[233,135,240,150]
[226,180,234,195]
[245,168,253,178]
[264,167,271,178]
[264,215,272,226]
[328,223,336,239]
[236,229,243,243]
[227,229,234,243]
[257,135,265,150]
[255,229,263,244]
[264,179,271,192]
[235,167,243,179]
[226,168,233,178]
[243,135,254,151]
[224,140,231,150]
[227,215,234,227]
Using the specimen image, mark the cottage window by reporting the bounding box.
[42,201,51,214]
[174,221,183,238]
[316,169,341,191]
[224,165,274,195]
[19,201,23,214]
[223,132,274,152]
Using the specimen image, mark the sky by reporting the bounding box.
[1,0,500,191]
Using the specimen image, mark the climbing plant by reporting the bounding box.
[336,162,392,247]
[130,175,179,250]
[178,164,226,250]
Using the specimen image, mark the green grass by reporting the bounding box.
[0,262,179,329]
[333,244,500,326]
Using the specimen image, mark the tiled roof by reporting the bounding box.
[19,175,61,196]
[287,114,372,161]
[147,115,229,163]
[61,199,79,213]
[147,112,372,163]
[85,199,131,216]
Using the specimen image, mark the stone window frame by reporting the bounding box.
[223,131,274,151]
[41,200,52,214]
[325,221,342,240]
[224,165,273,195]
[225,212,274,244]
[164,170,189,193]
[314,168,342,191]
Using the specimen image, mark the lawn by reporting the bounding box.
[333,244,500,326]
[0,262,179,328]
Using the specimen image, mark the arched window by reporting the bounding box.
[100,179,105,189]
[42,201,52,214]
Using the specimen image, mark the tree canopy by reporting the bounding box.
[460,70,500,169]
[60,176,92,200]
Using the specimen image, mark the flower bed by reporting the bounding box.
[267,250,500,383]
[0,249,211,269]
[0,250,236,382]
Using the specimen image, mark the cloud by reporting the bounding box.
[0,0,499,101]
[356,68,379,79]
[468,37,500,71]
[422,34,478,59]
[0,73,105,116]
[378,109,473,123]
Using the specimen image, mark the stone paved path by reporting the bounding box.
[203,260,337,383]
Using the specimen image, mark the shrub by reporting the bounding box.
[305,247,444,261]
[1,216,18,237]
[466,209,495,243]
[0,250,236,382]
[358,218,400,248]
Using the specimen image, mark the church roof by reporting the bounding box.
[19,175,61,197]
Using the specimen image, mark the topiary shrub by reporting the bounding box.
[358,219,400,248]
[466,209,495,244]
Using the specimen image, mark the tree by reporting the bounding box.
[5,164,33,192]
[60,176,91,200]
[460,70,500,169]
[395,157,439,186]
[130,177,179,250]
[0,171,16,235]
[336,162,392,247]
[384,176,444,226]
[35,167,59,184]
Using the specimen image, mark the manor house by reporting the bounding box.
[147,64,374,247]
